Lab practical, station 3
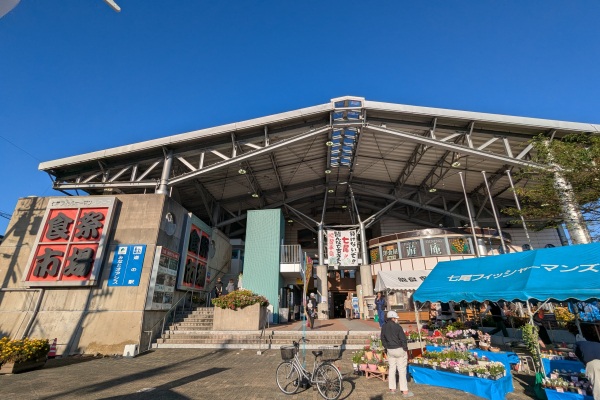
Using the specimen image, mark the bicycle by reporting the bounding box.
[276,338,343,400]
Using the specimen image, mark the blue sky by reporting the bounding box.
[1,1,600,235]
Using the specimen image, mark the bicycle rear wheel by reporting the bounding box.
[314,362,342,400]
[276,361,300,395]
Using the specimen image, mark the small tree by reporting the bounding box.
[503,133,600,240]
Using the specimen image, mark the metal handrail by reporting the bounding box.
[143,260,231,351]
[144,289,194,351]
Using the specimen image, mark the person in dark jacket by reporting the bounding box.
[381,311,414,397]
[214,278,223,298]
[375,292,386,328]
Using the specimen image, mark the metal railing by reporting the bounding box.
[143,260,232,351]
[280,244,302,264]
[143,290,195,352]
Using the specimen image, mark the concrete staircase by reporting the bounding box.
[153,306,379,350]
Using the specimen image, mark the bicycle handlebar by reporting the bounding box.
[293,338,309,347]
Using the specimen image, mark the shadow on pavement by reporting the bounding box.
[40,351,228,399]
[98,368,228,400]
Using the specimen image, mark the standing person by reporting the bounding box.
[344,294,353,320]
[225,278,235,295]
[575,341,600,400]
[214,277,223,298]
[381,311,414,397]
[307,293,318,329]
[375,292,386,328]
[482,300,509,337]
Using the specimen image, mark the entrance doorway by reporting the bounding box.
[331,292,349,319]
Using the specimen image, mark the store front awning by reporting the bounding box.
[374,269,432,292]
[413,242,600,303]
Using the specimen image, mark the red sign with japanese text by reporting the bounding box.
[181,224,210,290]
[23,197,117,287]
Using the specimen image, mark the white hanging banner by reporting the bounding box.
[326,229,359,266]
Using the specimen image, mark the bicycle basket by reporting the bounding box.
[319,345,342,361]
[280,346,296,361]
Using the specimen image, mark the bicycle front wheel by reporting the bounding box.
[314,362,343,400]
[276,361,300,395]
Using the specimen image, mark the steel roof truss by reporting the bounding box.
[168,126,330,185]
[366,124,546,169]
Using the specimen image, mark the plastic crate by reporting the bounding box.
[280,346,296,361]
[319,345,342,361]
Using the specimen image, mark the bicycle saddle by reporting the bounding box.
[312,350,323,357]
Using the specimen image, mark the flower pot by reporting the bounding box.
[359,363,368,371]
[365,351,373,360]
[368,364,378,371]
[378,366,388,373]
[0,359,46,374]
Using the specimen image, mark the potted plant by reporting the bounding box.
[487,362,505,380]
[351,350,364,372]
[377,359,388,373]
[367,358,378,371]
[364,344,373,360]
[0,337,50,374]
[211,289,269,330]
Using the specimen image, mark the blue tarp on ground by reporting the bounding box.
[413,242,600,303]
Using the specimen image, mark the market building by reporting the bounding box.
[0,96,597,355]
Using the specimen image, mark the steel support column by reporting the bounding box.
[156,149,173,195]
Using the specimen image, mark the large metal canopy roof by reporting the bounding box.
[40,96,600,238]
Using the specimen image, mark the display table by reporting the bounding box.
[544,389,593,400]
[408,365,513,400]
[364,368,388,382]
[542,359,591,400]
[425,345,520,372]
[542,358,585,375]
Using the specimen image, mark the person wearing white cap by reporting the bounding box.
[381,310,414,397]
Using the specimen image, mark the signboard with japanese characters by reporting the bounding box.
[381,243,399,261]
[108,245,146,286]
[423,238,447,256]
[23,197,117,287]
[146,247,179,310]
[326,230,359,267]
[400,240,422,258]
[177,216,211,291]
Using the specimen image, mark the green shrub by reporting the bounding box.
[211,289,269,310]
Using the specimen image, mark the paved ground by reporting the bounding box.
[270,317,382,332]
[1,348,538,400]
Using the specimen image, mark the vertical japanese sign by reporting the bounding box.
[23,197,117,287]
[179,224,210,290]
[146,247,179,310]
[326,230,359,266]
[108,245,146,286]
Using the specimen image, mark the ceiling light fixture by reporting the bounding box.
[325,141,334,147]
[341,205,347,209]
[324,169,332,174]
[328,189,334,193]
[238,168,247,174]
[251,193,259,198]
[287,219,294,223]
[451,161,461,167]
[428,187,437,193]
